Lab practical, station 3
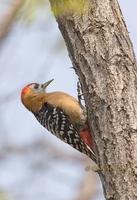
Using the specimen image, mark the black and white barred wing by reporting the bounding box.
[34,102,96,162]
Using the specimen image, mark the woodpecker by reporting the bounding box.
[21,79,96,163]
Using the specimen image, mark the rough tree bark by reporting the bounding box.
[49,0,137,199]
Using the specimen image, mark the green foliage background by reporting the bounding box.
[19,0,47,21]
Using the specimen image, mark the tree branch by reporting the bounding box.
[49,0,137,199]
[0,0,23,39]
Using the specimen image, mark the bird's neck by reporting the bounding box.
[23,93,46,113]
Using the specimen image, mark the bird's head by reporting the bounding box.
[21,79,54,111]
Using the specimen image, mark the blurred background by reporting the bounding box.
[0,0,136,200]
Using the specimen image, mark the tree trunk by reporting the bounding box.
[49,0,137,199]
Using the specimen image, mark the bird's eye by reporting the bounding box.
[34,84,39,89]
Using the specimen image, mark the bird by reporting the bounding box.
[21,79,96,163]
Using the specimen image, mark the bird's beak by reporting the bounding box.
[42,79,54,89]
